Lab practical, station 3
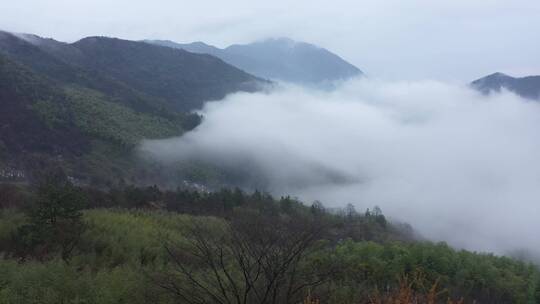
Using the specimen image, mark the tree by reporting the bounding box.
[310,201,325,216]
[157,209,329,304]
[345,203,357,219]
[15,170,86,261]
[0,184,25,208]
[369,206,387,228]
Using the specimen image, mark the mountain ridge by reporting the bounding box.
[0,30,267,185]
[0,31,267,112]
[145,37,363,85]
[471,72,540,100]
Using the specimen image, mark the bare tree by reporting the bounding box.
[157,209,330,304]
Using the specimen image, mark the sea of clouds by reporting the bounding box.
[141,78,540,257]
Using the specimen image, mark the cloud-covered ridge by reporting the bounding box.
[141,79,540,257]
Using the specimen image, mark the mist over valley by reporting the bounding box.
[1,1,540,302]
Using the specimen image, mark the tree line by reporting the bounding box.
[0,171,539,303]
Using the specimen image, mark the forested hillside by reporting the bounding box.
[0,175,538,304]
[0,54,89,160]
[0,31,266,112]
[0,31,266,185]
[0,51,187,185]
[72,37,265,111]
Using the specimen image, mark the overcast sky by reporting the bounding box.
[2,0,539,81]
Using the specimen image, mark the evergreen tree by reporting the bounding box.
[15,170,86,261]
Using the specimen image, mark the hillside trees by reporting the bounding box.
[14,169,87,261]
[0,186,538,303]
[158,209,332,304]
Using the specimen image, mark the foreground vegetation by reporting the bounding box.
[0,176,539,303]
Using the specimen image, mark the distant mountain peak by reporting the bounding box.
[227,37,317,52]
[145,39,210,47]
[487,72,511,78]
[8,32,60,46]
[75,36,119,44]
[471,72,540,100]
[257,37,299,46]
[267,37,295,43]
[188,41,213,47]
[147,37,363,85]
[11,32,41,43]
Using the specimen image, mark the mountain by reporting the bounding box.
[0,32,266,112]
[0,31,267,185]
[0,53,88,159]
[146,37,363,85]
[0,49,185,184]
[71,37,265,111]
[471,72,540,100]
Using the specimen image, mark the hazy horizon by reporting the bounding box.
[2,0,540,81]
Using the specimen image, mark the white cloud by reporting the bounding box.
[141,78,540,256]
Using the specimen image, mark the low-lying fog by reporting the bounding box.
[141,78,540,258]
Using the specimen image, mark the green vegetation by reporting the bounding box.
[33,87,185,148]
[0,181,538,303]
[0,52,205,186]
[314,241,539,303]
[14,171,87,261]
[0,33,221,185]
[66,88,183,146]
